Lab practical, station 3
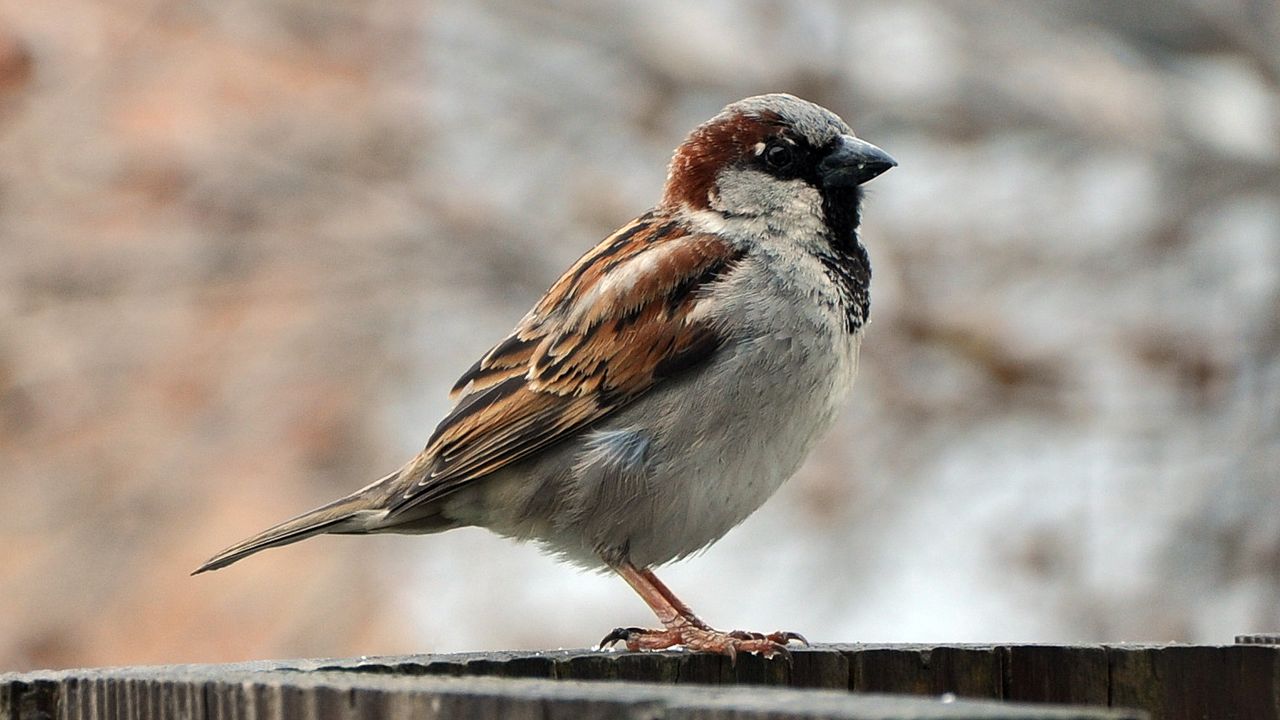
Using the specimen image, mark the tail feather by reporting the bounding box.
[193,494,376,575]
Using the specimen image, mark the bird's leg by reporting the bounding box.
[636,567,713,630]
[599,562,805,661]
[641,565,809,648]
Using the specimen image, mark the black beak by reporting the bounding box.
[819,135,897,188]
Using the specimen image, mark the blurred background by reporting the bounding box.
[2,0,1278,672]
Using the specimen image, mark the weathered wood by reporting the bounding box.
[843,645,1004,698]
[1,666,1144,720]
[1109,644,1280,720]
[249,643,1280,717]
[790,648,851,690]
[1003,646,1110,707]
[7,642,1279,719]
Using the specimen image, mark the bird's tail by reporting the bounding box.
[192,473,397,575]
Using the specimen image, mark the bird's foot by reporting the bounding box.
[599,623,804,662]
[729,629,810,646]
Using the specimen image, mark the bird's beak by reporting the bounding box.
[819,135,897,188]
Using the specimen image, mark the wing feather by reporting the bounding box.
[388,214,745,514]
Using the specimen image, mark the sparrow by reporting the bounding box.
[195,93,896,659]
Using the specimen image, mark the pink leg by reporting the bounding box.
[599,562,806,662]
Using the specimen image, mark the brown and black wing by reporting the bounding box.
[386,214,745,515]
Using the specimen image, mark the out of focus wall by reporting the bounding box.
[1,0,1277,672]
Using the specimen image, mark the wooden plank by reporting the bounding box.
[790,648,851,690]
[15,643,1280,719]
[0,667,1145,720]
[0,679,58,720]
[1109,644,1280,720]
[321,648,845,688]
[841,644,1004,699]
[1003,645,1109,706]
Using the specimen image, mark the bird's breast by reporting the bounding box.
[464,243,866,569]
[590,249,863,566]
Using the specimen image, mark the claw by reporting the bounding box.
[599,627,645,649]
[729,629,807,650]
[768,631,809,647]
[765,642,793,663]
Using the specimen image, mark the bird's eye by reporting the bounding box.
[763,143,794,171]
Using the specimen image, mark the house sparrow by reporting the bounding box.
[195,93,896,659]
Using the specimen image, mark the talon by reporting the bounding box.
[767,631,809,646]
[599,626,643,648]
[764,642,793,663]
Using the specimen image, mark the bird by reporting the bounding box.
[195,93,896,660]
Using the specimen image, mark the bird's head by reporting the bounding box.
[662,93,895,241]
